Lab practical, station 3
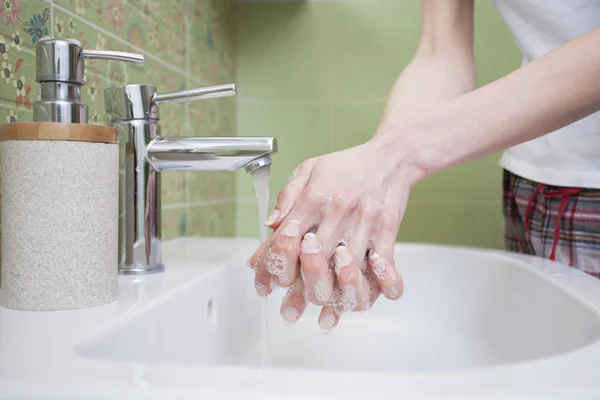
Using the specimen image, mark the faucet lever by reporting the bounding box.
[153,84,236,105]
[105,83,236,122]
[81,49,145,65]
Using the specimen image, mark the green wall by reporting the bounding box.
[0,0,237,240]
[236,0,522,249]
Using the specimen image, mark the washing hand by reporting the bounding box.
[248,138,418,333]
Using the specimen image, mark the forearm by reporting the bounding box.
[375,53,477,134]
[376,0,476,133]
[387,26,600,182]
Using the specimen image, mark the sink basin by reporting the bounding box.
[79,244,600,372]
[3,238,600,399]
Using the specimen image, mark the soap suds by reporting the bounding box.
[281,219,300,237]
[334,246,352,273]
[288,168,297,181]
[265,249,288,282]
[314,280,327,302]
[338,230,352,247]
[371,253,388,280]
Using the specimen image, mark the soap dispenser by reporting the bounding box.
[0,38,144,311]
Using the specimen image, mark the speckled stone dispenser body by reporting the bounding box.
[0,123,119,311]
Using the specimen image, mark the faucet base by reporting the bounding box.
[118,264,165,275]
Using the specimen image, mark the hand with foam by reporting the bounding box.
[247,139,414,334]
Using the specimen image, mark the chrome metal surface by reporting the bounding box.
[153,84,236,105]
[106,83,277,275]
[148,137,277,171]
[81,50,145,65]
[104,85,158,121]
[33,37,144,123]
[33,100,87,124]
[244,154,273,174]
[104,84,237,122]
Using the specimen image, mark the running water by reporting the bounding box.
[250,165,271,368]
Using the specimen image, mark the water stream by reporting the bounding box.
[250,165,272,368]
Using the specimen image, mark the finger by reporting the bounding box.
[315,195,353,258]
[280,277,307,325]
[265,159,317,229]
[365,265,382,311]
[318,305,340,335]
[300,232,335,305]
[248,238,273,297]
[369,209,403,300]
[266,217,313,287]
[334,246,370,312]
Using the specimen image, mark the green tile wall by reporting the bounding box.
[236,0,522,249]
[0,0,238,241]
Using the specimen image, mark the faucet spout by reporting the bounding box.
[105,82,278,275]
[147,136,277,172]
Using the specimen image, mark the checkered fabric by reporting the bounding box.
[503,169,600,277]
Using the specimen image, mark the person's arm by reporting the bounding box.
[254,0,478,332]
[381,25,600,181]
[376,0,476,133]
[265,0,476,230]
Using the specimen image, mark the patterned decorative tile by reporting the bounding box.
[54,0,187,68]
[0,0,48,123]
[190,0,236,84]
[0,0,238,242]
[53,8,187,130]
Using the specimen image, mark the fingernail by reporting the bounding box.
[246,260,254,270]
[255,281,270,297]
[265,209,280,226]
[387,286,401,300]
[314,280,327,302]
[301,232,322,254]
[281,219,300,237]
[319,313,337,335]
[334,246,352,272]
[282,307,300,324]
[370,252,388,279]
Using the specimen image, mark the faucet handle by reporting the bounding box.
[81,49,145,66]
[154,84,236,105]
[104,84,236,122]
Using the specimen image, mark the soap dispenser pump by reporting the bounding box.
[33,37,145,123]
[0,38,145,311]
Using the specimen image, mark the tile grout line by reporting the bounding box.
[51,2,207,86]
[234,1,242,236]
[50,2,55,39]
[328,1,337,152]
[184,0,192,211]
[162,197,238,210]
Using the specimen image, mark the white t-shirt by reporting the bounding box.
[492,0,600,188]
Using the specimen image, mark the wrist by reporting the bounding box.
[369,121,429,188]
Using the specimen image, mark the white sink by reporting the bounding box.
[80,243,600,372]
[3,238,600,399]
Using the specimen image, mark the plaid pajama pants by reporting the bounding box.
[503,169,600,277]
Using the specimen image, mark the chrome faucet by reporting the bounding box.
[104,84,278,275]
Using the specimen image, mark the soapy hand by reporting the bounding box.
[248,139,416,333]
